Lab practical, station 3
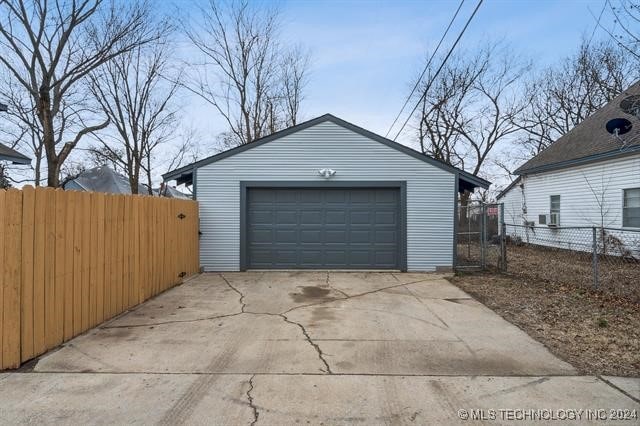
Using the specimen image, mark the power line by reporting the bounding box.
[385,0,466,138]
[392,0,484,142]
[586,0,607,47]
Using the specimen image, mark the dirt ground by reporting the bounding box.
[458,242,640,302]
[449,271,640,377]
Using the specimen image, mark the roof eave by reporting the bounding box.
[514,145,640,176]
[0,154,31,165]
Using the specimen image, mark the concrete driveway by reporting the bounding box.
[1,272,637,424]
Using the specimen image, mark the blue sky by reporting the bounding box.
[183,0,609,149]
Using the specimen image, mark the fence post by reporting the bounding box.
[592,227,599,289]
[480,204,486,269]
[501,222,507,272]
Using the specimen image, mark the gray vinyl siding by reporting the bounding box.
[197,121,456,271]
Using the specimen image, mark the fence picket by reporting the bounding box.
[20,187,35,360]
[54,189,66,345]
[63,190,75,340]
[0,189,5,369]
[33,188,46,353]
[3,189,22,368]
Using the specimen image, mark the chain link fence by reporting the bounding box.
[456,201,640,302]
[456,201,503,270]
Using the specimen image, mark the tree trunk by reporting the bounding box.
[129,160,140,194]
[34,150,42,186]
[146,155,153,195]
[38,88,61,188]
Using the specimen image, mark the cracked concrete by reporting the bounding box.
[1,272,637,424]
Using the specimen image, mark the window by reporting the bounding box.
[549,195,560,225]
[623,188,640,228]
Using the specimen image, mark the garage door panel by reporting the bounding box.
[249,249,272,264]
[247,187,401,269]
[375,211,396,225]
[375,189,398,203]
[300,211,322,224]
[349,250,372,265]
[275,210,297,224]
[350,211,371,224]
[300,230,322,243]
[250,190,276,203]
[325,229,347,243]
[275,229,297,243]
[325,250,347,265]
[249,228,273,243]
[275,190,297,203]
[299,190,322,203]
[249,210,273,224]
[350,191,372,203]
[325,210,346,224]
[375,251,396,265]
[350,230,371,243]
[325,191,347,203]
[375,230,397,243]
[275,250,298,264]
[300,250,323,265]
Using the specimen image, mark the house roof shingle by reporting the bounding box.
[514,81,640,175]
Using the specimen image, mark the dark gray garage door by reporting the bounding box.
[246,187,401,269]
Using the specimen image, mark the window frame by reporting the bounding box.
[622,187,640,229]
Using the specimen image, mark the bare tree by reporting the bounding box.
[415,43,529,178]
[599,0,640,60]
[185,0,310,147]
[89,42,180,194]
[0,0,160,187]
[0,72,45,184]
[281,46,310,127]
[517,39,639,157]
[87,144,126,174]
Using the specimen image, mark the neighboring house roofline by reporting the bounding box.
[0,142,31,165]
[162,113,490,190]
[513,80,640,175]
[514,145,640,176]
[496,176,522,200]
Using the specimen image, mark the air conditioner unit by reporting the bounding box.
[549,212,560,227]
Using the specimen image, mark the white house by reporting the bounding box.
[163,114,489,272]
[497,81,640,254]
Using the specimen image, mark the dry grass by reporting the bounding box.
[449,271,640,377]
[457,242,640,302]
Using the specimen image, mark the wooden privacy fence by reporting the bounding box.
[0,186,199,370]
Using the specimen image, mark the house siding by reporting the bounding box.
[500,153,640,251]
[196,121,456,271]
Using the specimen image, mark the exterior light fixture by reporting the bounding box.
[318,168,336,179]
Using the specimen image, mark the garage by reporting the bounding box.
[243,186,405,269]
[162,114,490,272]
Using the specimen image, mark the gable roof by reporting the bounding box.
[515,81,640,175]
[0,142,30,164]
[163,113,490,190]
[64,166,148,194]
[496,176,521,200]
